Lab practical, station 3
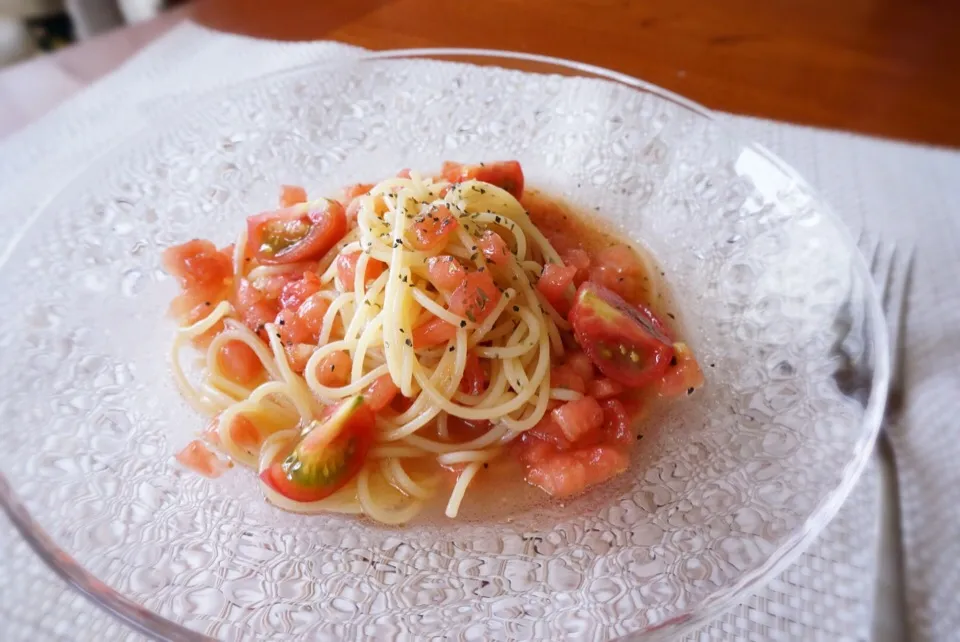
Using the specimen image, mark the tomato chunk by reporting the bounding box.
[260,396,374,503]
[589,244,651,305]
[279,271,322,310]
[524,445,629,498]
[561,248,591,285]
[448,271,501,323]
[537,263,577,315]
[336,251,387,287]
[412,316,457,349]
[176,440,230,478]
[569,282,674,388]
[315,350,352,388]
[163,240,233,324]
[589,378,624,400]
[246,199,346,265]
[296,293,330,339]
[550,365,586,394]
[218,340,263,386]
[234,278,281,337]
[478,230,512,267]
[279,185,307,208]
[365,374,400,412]
[552,396,604,442]
[441,160,525,199]
[460,352,488,395]
[658,342,705,397]
[426,255,466,292]
[411,204,458,251]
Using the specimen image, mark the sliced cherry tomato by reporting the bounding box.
[410,204,458,251]
[441,160,525,199]
[657,342,705,397]
[344,183,373,201]
[537,263,577,315]
[260,396,374,503]
[365,374,400,412]
[460,352,488,395]
[449,271,500,323]
[246,199,346,265]
[218,340,264,386]
[568,281,675,388]
[163,240,233,324]
[412,316,457,349]
[336,251,387,287]
[279,185,307,208]
[478,230,512,267]
[425,255,466,292]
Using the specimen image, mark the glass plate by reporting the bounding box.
[0,49,887,641]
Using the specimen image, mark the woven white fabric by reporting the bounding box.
[3,20,955,641]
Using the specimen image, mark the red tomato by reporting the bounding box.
[343,183,374,201]
[279,185,307,208]
[478,230,511,267]
[589,244,651,305]
[365,374,400,412]
[275,308,313,345]
[246,199,346,265]
[564,351,595,380]
[285,344,315,374]
[229,415,262,452]
[449,271,500,323]
[412,317,457,349]
[569,282,675,388]
[411,204,458,251]
[279,271,322,310]
[315,351,352,387]
[296,294,330,339]
[397,168,412,179]
[218,341,263,386]
[552,396,604,442]
[162,239,233,293]
[600,399,634,447]
[445,417,492,442]
[460,352,488,395]
[441,160,525,199]
[524,444,629,498]
[658,342,705,397]
[550,365,586,394]
[525,416,574,452]
[426,255,466,292]
[537,263,577,314]
[260,396,374,503]
[176,440,230,478]
[336,252,387,287]
[589,378,624,400]
[561,248,591,285]
[235,278,280,337]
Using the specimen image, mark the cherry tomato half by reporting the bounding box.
[246,199,346,265]
[260,396,374,503]
[441,160,525,199]
[568,281,675,388]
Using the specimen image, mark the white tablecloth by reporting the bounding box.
[3,21,959,642]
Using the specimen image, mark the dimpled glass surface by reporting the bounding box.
[0,55,885,641]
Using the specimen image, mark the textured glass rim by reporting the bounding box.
[0,47,889,642]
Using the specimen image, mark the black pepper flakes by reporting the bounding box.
[687,387,695,395]
[513,305,520,312]
[667,312,676,320]
[669,355,678,367]
[204,301,211,306]
[405,338,413,347]
[449,346,456,352]
[460,320,467,328]
[278,319,286,326]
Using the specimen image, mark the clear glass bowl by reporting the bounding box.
[0,50,887,641]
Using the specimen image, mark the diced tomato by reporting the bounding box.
[478,230,512,267]
[658,342,705,398]
[279,271,322,310]
[561,248,591,285]
[460,352,488,396]
[564,351,595,380]
[336,252,387,287]
[260,396,374,503]
[397,168,412,179]
[235,278,281,337]
[552,396,604,442]
[285,344,315,373]
[296,294,330,339]
[229,415,262,452]
[550,365,586,394]
[448,271,500,323]
[524,445,629,498]
[163,239,233,293]
[412,316,457,349]
[525,417,573,451]
[176,440,230,478]
[365,374,400,412]
[569,282,675,388]
[315,350,352,387]
[410,204,458,251]
[589,378,624,400]
[600,399,634,447]
[426,255,466,292]
[441,160,525,199]
[246,199,346,265]
[218,340,264,386]
[517,433,563,466]
[445,417,492,442]
[537,263,577,315]
[589,244,651,305]
[344,183,374,201]
[279,185,307,208]
[276,308,314,346]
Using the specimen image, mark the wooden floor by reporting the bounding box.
[1,0,959,146]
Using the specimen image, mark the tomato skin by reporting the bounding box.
[164,240,233,326]
[412,317,457,349]
[441,160,525,199]
[260,397,375,503]
[279,185,307,208]
[537,263,577,315]
[246,199,347,265]
[336,251,386,287]
[426,255,466,292]
[411,204,458,251]
[569,281,675,388]
[460,352,488,395]
[478,231,511,267]
[218,340,264,386]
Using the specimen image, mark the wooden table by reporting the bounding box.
[1,0,959,144]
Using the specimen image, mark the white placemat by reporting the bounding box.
[4,21,958,641]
